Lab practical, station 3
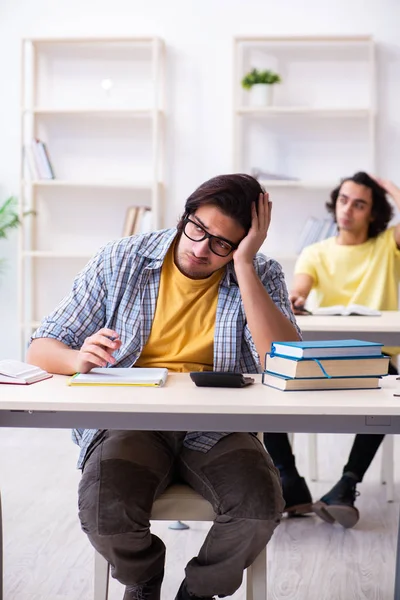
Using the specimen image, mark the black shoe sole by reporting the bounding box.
[313,501,359,528]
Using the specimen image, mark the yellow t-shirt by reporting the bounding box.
[135,242,223,372]
[295,226,400,354]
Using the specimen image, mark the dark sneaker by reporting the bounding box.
[313,474,360,528]
[175,579,214,600]
[281,473,313,516]
[123,571,164,600]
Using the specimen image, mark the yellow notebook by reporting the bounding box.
[68,367,168,387]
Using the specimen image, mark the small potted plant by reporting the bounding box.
[241,68,282,106]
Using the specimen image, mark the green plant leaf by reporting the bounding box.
[241,68,282,89]
[0,196,20,239]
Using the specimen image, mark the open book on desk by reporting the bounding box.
[311,304,381,317]
[0,360,52,385]
[69,367,168,387]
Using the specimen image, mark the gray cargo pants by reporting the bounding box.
[78,430,284,598]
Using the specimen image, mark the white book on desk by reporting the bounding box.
[0,360,52,385]
[69,367,168,387]
[312,304,381,317]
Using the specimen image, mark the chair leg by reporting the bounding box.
[246,546,267,600]
[94,551,110,600]
[381,443,387,484]
[308,433,318,482]
[382,435,394,502]
[0,490,3,600]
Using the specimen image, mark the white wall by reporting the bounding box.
[1,0,400,359]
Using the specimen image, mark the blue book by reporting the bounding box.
[270,339,384,360]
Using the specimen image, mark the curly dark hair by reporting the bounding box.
[326,171,393,238]
[177,173,265,233]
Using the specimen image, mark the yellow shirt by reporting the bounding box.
[295,226,400,354]
[135,242,223,372]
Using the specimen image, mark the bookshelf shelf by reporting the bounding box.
[21,321,41,330]
[22,251,96,259]
[27,36,159,44]
[237,107,371,117]
[25,108,162,117]
[233,35,375,288]
[260,179,335,189]
[25,179,159,190]
[273,254,298,262]
[19,36,166,353]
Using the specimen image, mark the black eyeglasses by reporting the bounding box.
[183,217,239,257]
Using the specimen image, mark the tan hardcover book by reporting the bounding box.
[266,354,390,379]
[263,372,380,392]
[122,206,139,237]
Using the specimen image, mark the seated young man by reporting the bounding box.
[264,172,400,529]
[27,173,300,600]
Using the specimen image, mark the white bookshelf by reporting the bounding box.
[236,107,371,116]
[19,37,165,351]
[233,35,376,286]
[26,180,162,190]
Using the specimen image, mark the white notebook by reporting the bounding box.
[0,360,52,385]
[69,367,169,387]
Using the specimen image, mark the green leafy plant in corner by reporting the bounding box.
[0,196,21,239]
[241,68,282,90]
[0,196,34,273]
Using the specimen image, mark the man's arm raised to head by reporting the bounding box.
[289,273,314,314]
[370,177,400,248]
[233,193,301,362]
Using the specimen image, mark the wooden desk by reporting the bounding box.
[1,374,400,434]
[1,374,400,598]
[296,311,400,345]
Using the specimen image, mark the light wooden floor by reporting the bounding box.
[0,428,399,600]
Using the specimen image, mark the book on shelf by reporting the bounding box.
[311,304,381,317]
[0,359,52,385]
[297,217,337,254]
[25,139,55,180]
[270,339,384,360]
[69,367,168,387]
[122,207,153,237]
[122,206,139,237]
[265,353,390,379]
[262,372,381,391]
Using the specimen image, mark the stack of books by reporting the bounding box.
[263,339,389,391]
[122,206,153,237]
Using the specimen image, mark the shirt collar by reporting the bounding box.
[136,228,178,264]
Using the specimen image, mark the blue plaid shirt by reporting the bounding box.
[31,228,299,468]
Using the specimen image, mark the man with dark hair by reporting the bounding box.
[264,172,400,529]
[27,173,300,600]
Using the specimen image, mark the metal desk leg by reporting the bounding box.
[395,503,400,599]
[0,490,2,600]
